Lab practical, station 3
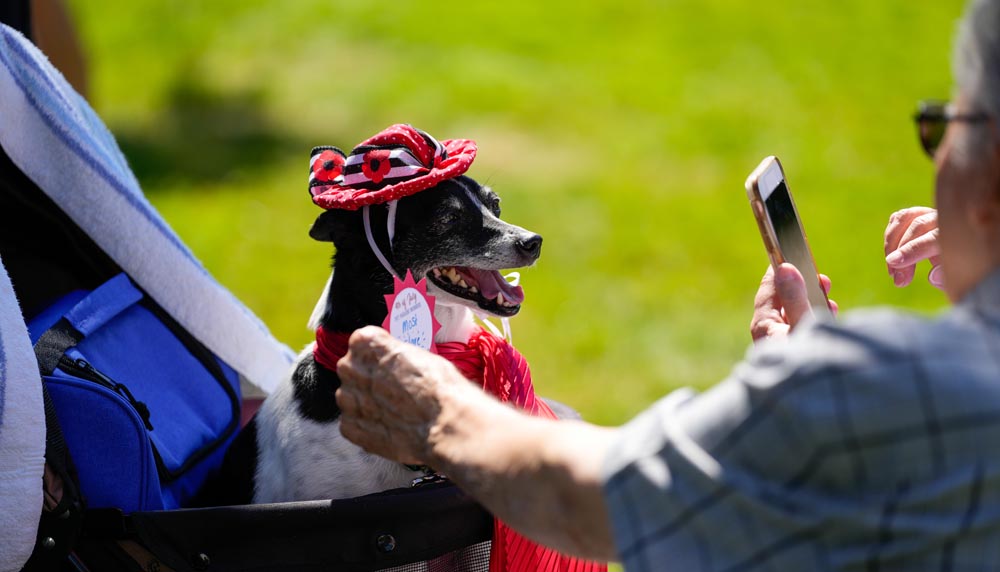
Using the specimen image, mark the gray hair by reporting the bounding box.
[954,0,1000,120]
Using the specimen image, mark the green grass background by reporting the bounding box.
[67,0,963,426]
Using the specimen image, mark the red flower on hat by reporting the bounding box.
[312,150,345,183]
[361,149,393,184]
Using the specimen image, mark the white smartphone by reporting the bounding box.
[745,156,832,316]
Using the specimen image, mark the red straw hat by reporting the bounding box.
[309,124,477,211]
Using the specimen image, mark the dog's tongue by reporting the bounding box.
[466,268,525,305]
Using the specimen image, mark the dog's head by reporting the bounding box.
[310,175,541,318]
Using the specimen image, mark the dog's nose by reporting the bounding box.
[516,234,543,258]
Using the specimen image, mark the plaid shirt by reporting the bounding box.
[603,270,1000,571]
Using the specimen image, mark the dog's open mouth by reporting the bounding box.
[428,266,525,317]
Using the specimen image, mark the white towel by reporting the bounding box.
[0,24,294,569]
[0,258,45,572]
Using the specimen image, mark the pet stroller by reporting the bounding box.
[0,21,493,572]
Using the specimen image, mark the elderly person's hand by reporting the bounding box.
[751,264,836,342]
[335,326,470,466]
[335,326,617,561]
[884,206,944,289]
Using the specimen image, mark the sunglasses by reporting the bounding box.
[913,100,991,158]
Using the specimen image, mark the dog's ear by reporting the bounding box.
[309,209,360,244]
[309,210,339,242]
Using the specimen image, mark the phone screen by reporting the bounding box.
[755,159,831,316]
[764,180,817,279]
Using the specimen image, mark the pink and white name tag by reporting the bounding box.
[382,270,441,353]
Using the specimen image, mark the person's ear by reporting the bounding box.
[960,119,1000,220]
[982,120,1000,217]
[967,148,1000,238]
[993,120,1000,203]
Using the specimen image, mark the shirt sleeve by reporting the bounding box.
[600,305,1000,571]
[600,371,815,572]
[600,312,918,571]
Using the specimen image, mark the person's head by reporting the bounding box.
[935,0,1000,302]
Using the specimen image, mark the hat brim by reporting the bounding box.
[312,139,477,211]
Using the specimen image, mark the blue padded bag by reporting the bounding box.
[27,273,241,512]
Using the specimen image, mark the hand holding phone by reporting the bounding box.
[745,156,832,317]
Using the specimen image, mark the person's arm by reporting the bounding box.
[335,326,618,561]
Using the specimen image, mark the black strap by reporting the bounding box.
[39,384,81,515]
[20,386,86,571]
[33,318,83,375]
[32,317,85,515]
[21,323,86,571]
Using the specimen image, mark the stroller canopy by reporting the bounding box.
[0,23,293,571]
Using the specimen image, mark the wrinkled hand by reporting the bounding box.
[751,264,837,343]
[884,207,944,289]
[335,326,467,466]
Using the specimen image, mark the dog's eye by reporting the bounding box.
[489,197,501,215]
[441,212,461,226]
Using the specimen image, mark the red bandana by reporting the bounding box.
[309,124,477,211]
[314,326,606,572]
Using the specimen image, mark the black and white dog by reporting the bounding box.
[231,174,542,503]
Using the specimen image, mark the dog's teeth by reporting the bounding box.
[458,279,468,288]
[496,294,504,305]
[470,286,478,294]
[433,268,442,277]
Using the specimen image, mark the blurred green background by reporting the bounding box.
[67,0,962,426]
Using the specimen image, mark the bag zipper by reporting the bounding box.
[38,286,239,484]
[58,355,155,431]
